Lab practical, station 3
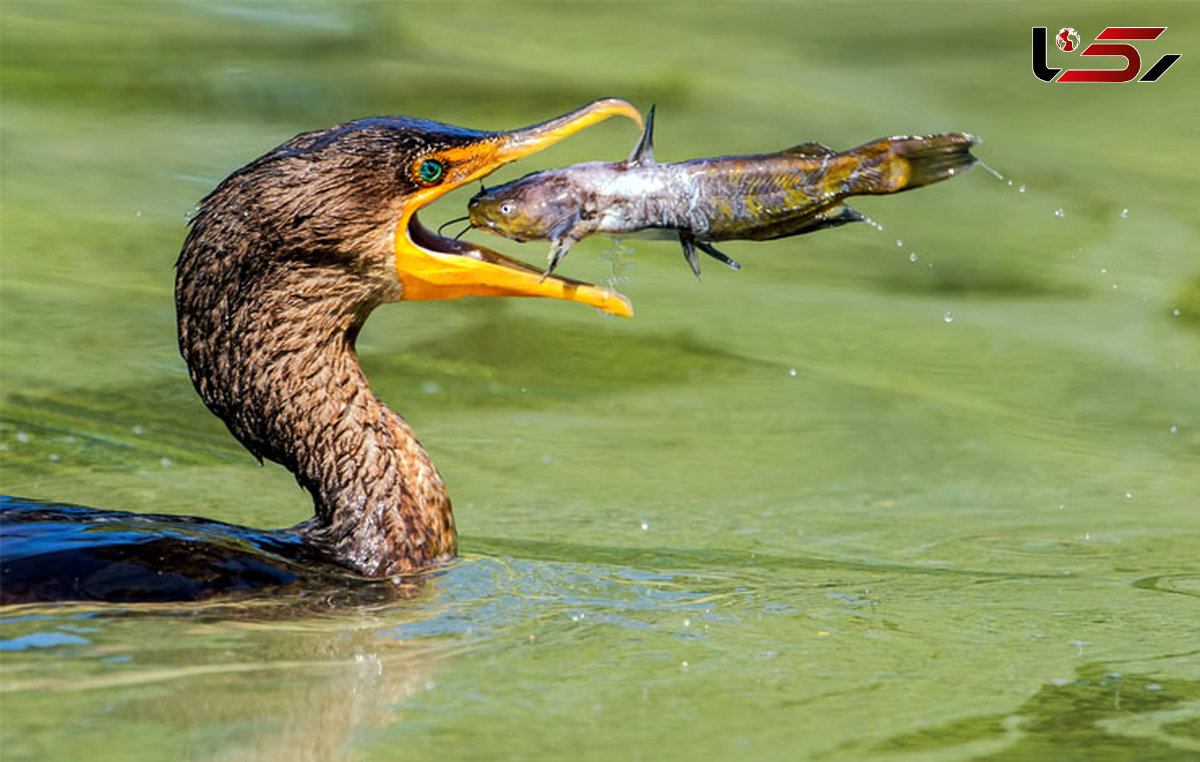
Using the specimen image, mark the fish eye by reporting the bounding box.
[500,202,515,216]
[416,159,445,185]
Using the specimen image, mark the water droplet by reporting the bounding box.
[640,521,649,531]
[160,458,172,467]
[683,618,691,628]
[927,263,934,269]
[1146,683,1164,692]
[1083,532,1092,540]
[541,453,554,464]
[1018,184,1026,193]
[1054,208,1065,218]
[420,380,440,395]
[1124,492,1133,499]
[896,239,903,247]
[49,453,61,462]
[16,431,29,443]
[1101,268,1107,274]
[1120,208,1129,219]
[977,161,1004,181]
[1006,180,1013,187]
[943,311,955,323]
[788,367,797,377]
[909,252,918,263]
[1173,308,1181,316]
[1112,284,1118,290]
[1069,640,1090,648]
[132,425,144,435]
[1169,426,1178,435]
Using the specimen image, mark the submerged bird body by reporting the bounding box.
[1,100,642,602]
[469,107,978,275]
[0,497,322,604]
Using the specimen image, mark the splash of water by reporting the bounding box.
[976,160,1005,181]
[599,238,637,293]
[860,213,884,231]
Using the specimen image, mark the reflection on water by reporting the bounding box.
[2,0,1199,759]
[0,557,743,759]
[1,604,445,760]
[5,542,1198,758]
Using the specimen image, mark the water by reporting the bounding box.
[2,1,1199,759]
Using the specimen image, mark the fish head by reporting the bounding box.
[468,173,581,244]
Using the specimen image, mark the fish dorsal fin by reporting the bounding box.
[781,141,836,157]
[626,105,657,165]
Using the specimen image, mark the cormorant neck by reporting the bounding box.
[176,232,456,578]
[268,297,457,577]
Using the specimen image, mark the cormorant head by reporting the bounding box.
[180,99,640,325]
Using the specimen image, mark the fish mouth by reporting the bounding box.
[393,99,640,318]
[475,219,526,243]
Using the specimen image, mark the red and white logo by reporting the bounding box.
[1033,26,1181,83]
[1056,28,1080,52]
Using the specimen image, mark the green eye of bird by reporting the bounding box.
[418,159,444,184]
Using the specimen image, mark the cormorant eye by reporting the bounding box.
[417,159,445,185]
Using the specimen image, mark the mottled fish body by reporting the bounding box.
[468,107,978,276]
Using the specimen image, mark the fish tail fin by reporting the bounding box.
[842,133,978,195]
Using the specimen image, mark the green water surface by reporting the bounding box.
[1,1,1198,759]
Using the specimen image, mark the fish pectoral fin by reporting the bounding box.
[781,141,837,157]
[695,240,741,271]
[626,104,657,166]
[678,231,702,279]
[546,214,580,242]
[541,237,578,281]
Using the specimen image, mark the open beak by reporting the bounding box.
[393,98,642,317]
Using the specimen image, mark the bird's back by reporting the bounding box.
[0,496,332,603]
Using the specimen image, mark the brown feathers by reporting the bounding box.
[175,119,468,576]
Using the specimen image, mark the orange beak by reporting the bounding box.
[393,99,642,317]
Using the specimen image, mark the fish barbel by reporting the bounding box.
[467,106,978,276]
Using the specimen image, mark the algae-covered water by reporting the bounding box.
[2,1,1198,759]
